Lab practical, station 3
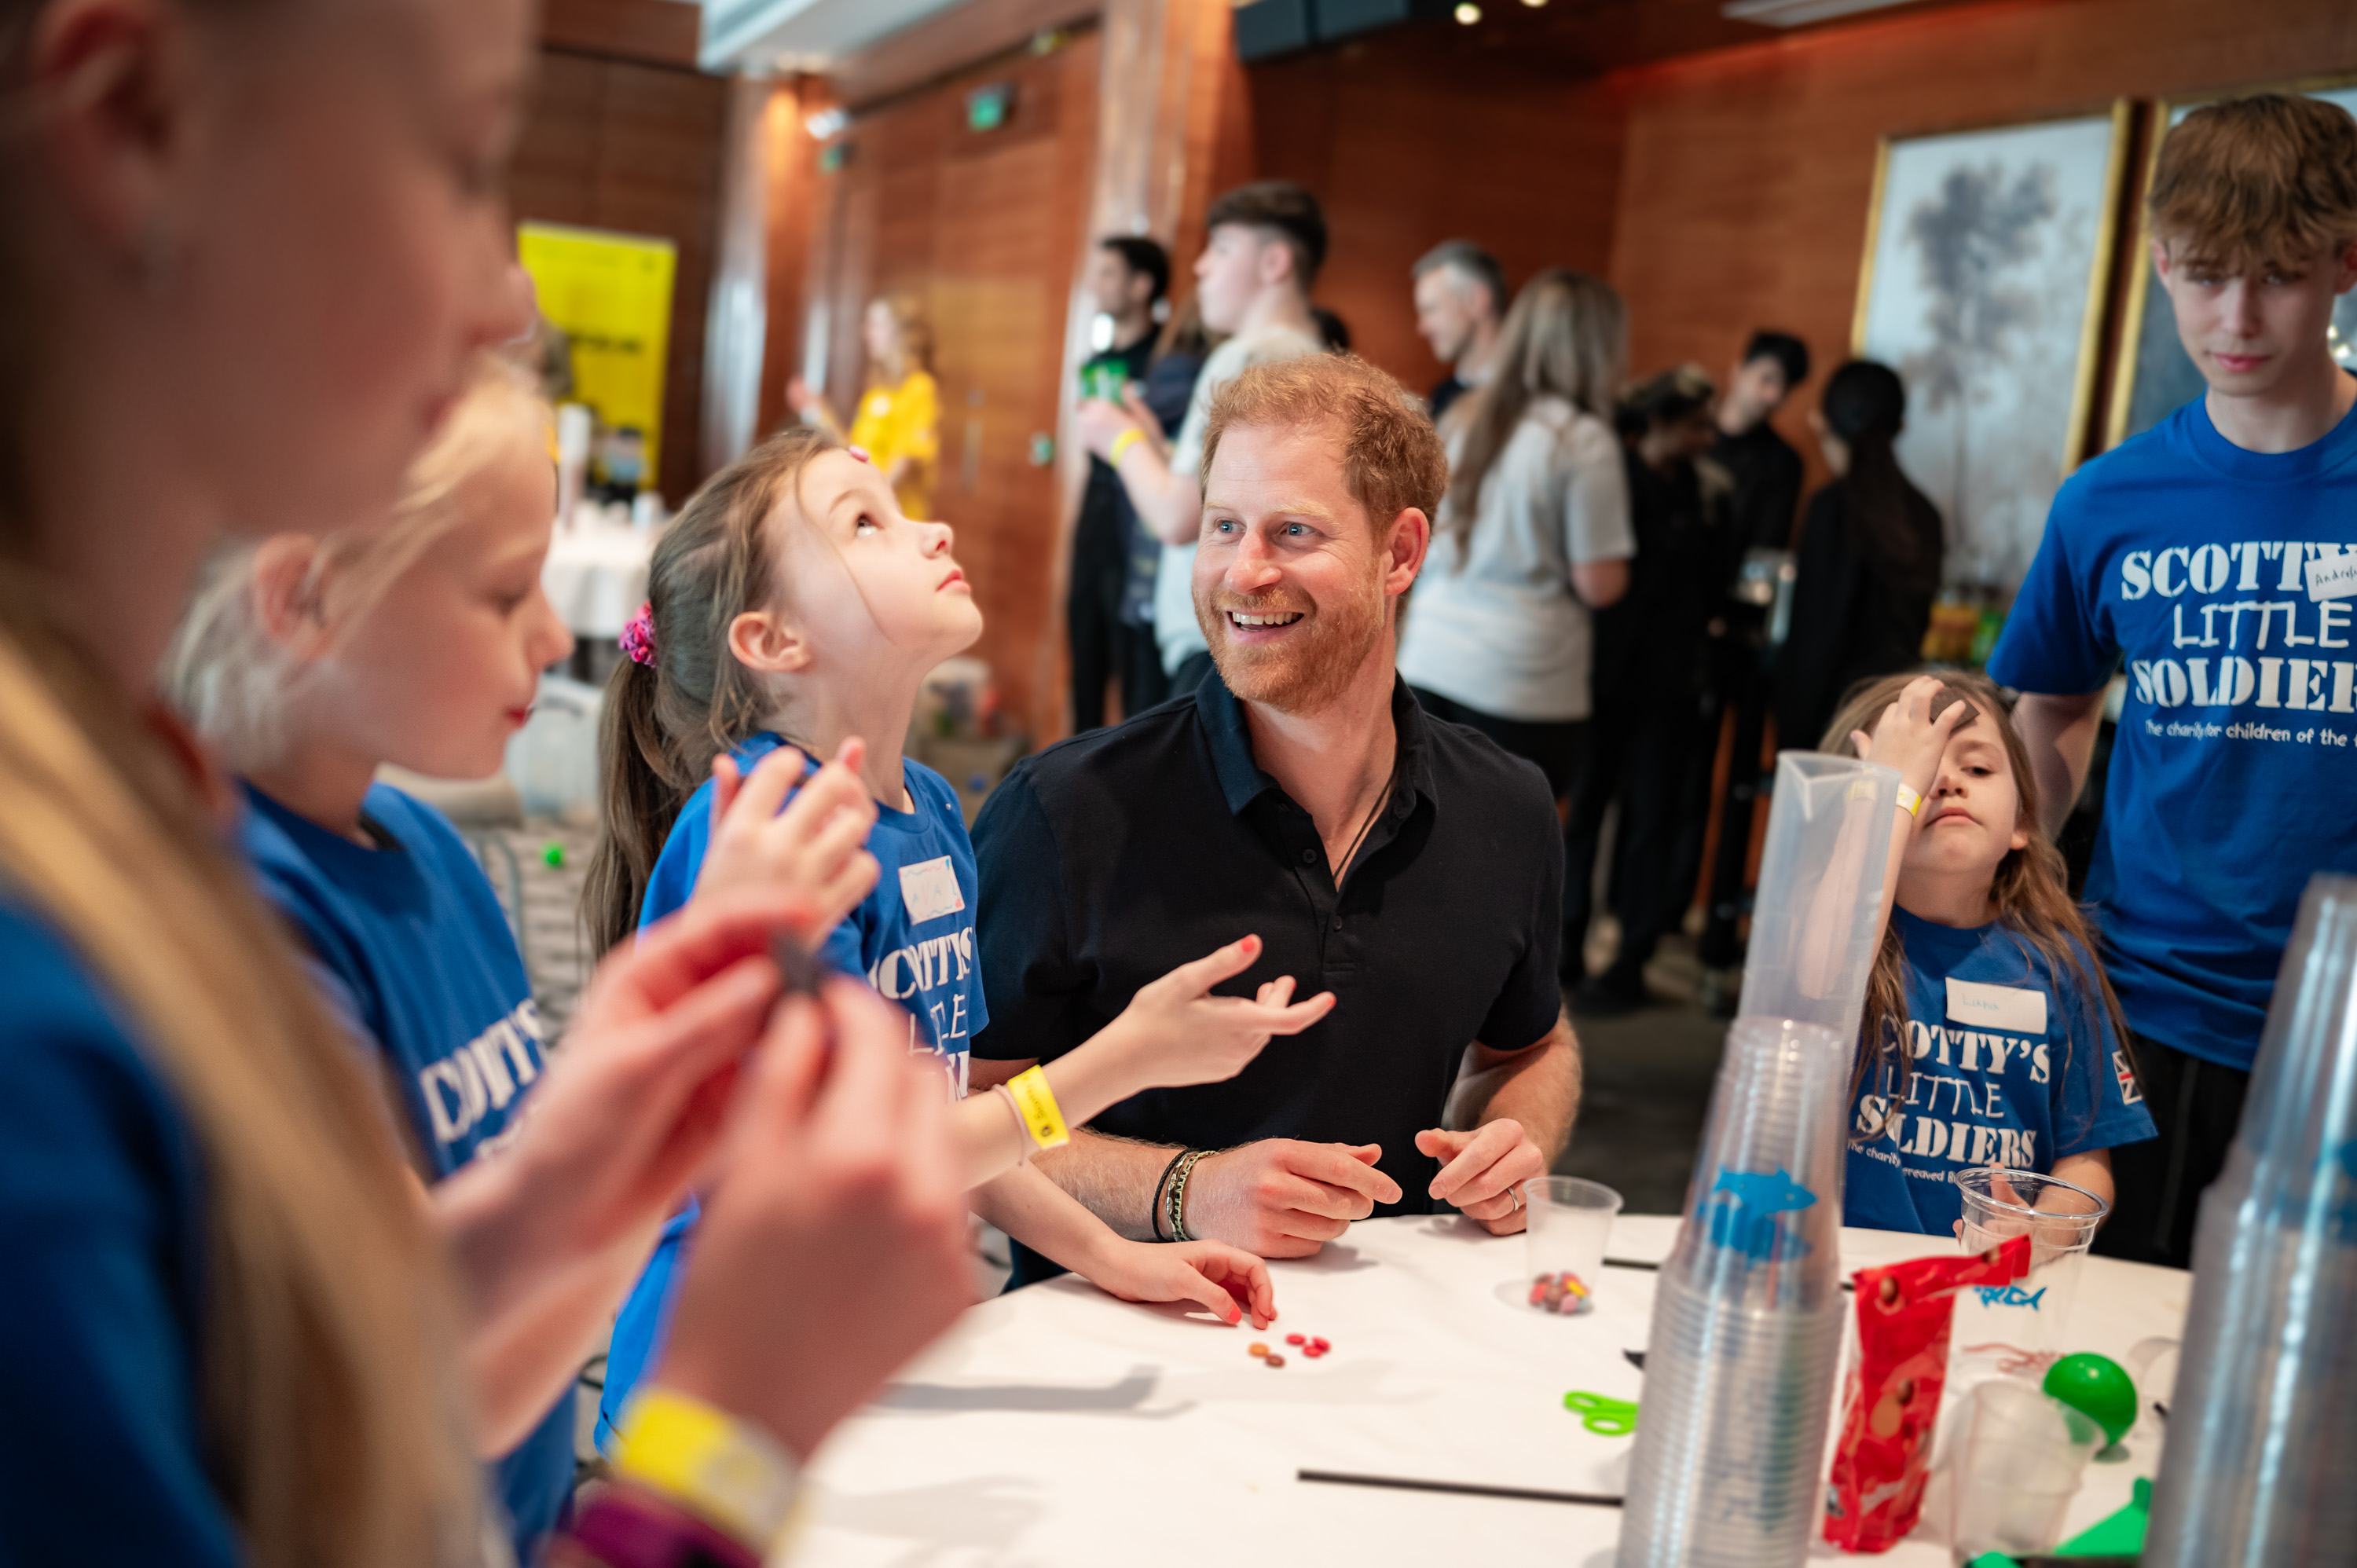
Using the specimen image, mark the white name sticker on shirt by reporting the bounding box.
[898,855,966,924]
[2307,550,2357,603]
[1945,977,2047,1036]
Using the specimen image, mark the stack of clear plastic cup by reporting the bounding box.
[2145,873,2357,1567]
[1948,1380,2103,1558]
[1617,754,1900,1568]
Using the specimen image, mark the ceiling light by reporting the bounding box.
[804,107,848,141]
[1453,2,1481,21]
[1722,0,1929,24]
[1521,0,1548,6]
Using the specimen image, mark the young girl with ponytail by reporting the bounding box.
[1829,672,2154,1235]
[167,357,890,1563]
[588,427,1333,1445]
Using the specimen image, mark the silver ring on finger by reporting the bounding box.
[1508,1185,1524,1212]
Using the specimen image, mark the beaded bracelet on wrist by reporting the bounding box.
[1166,1149,1211,1244]
[1151,1148,1188,1241]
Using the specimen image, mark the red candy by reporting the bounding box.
[1310,1338,1331,1352]
[1304,1346,1325,1359]
[1285,1334,1305,1346]
[1264,1354,1285,1368]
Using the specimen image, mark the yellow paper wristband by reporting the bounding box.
[1006,1065,1071,1152]
[614,1387,800,1554]
[1108,427,1146,466]
[1896,785,1924,818]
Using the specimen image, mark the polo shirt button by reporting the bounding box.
[1331,915,1343,931]
[1300,848,1318,865]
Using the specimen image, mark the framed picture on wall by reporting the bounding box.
[2107,79,2357,449]
[1851,103,2131,592]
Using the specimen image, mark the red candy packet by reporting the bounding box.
[1823,1234,2030,1553]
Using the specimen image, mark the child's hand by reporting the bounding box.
[1085,1237,1276,1330]
[1854,675,1970,811]
[1106,935,1336,1090]
[696,738,880,937]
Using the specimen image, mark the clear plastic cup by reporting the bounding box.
[2147,874,2357,1566]
[1949,1379,2102,1558]
[1950,1168,2107,1376]
[1522,1176,1620,1315]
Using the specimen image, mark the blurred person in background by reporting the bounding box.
[790,294,940,520]
[1563,366,1739,1013]
[1102,298,1222,717]
[1413,240,1508,423]
[1691,330,1811,1001]
[1399,268,1631,813]
[1709,330,1811,551]
[1774,360,1945,759]
[1077,181,1329,699]
[1070,237,1171,731]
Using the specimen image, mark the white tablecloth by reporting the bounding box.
[792,1214,2190,1566]
[542,523,656,639]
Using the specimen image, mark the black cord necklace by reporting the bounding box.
[1330,741,1402,885]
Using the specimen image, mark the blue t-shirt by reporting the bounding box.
[0,899,240,1568]
[1989,395,2357,1071]
[1845,907,2157,1236]
[596,735,986,1452]
[242,784,574,1564]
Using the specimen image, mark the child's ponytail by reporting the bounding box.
[583,425,840,954]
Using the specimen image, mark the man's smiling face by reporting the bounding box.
[1193,419,1398,716]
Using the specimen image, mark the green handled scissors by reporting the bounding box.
[1563,1390,1639,1436]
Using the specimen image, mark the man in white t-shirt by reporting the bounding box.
[1079,181,1329,694]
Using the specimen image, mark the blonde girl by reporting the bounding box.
[787,294,941,519]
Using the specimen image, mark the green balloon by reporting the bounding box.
[2044,1352,2138,1449]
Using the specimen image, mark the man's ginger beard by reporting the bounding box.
[1198,548,1391,716]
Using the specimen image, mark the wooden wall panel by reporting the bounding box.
[513,46,726,506]
[757,79,826,441]
[798,31,1104,740]
[1606,0,2357,490]
[541,0,701,69]
[1244,38,1625,396]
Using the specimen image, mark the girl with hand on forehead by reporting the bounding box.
[1827,672,2155,1238]
[586,425,1340,1447]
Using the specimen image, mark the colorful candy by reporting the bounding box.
[1264,1354,1285,1368]
[1248,1343,1269,1357]
[1529,1270,1593,1316]
[1310,1337,1330,1352]
[1285,1333,1305,1346]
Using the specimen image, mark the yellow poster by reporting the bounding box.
[517,222,677,484]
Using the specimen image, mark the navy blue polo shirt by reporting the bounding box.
[972,672,1565,1275]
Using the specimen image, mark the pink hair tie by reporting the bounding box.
[620,601,658,667]
[848,445,873,465]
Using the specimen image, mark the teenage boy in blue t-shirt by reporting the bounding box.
[1992,93,2357,1267]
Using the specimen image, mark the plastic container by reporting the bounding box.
[1617,753,1901,1568]
[2144,873,2357,1567]
[1523,1177,1621,1315]
[1949,1168,2108,1377]
[1949,1379,2102,1559]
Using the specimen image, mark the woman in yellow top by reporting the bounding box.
[789,295,940,519]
